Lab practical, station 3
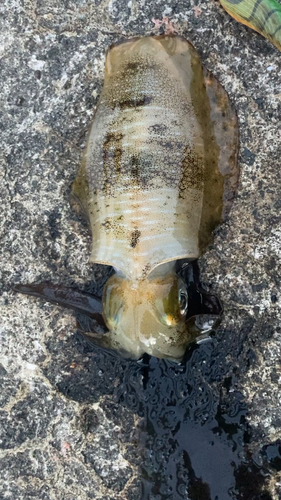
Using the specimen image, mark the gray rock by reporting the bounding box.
[1,0,281,498]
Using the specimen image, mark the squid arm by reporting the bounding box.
[14,282,109,334]
[14,265,222,338]
[178,262,223,320]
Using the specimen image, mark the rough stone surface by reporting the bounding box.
[1,0,281,498]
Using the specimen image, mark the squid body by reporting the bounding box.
[14,0,281,360]
[69,35,239,359]
[15,35,240,359]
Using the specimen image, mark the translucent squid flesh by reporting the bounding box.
[220,0,281,51]
[15,35,239,360]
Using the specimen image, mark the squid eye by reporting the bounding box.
[153,276,189,326]
[179,289,188,316]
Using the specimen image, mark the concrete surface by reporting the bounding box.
[1,0,281,498]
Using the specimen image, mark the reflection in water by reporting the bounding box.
[49,334,273,499]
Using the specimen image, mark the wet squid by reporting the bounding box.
[15,35,239,360]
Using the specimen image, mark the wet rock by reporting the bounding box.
[1,0,281,498]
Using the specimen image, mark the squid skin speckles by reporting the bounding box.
[70,35,239,359]
[15,35,239,360]
[220,0,281,51]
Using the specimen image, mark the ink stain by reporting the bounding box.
[261,441,281,472]
[44,324,275,500]
[139,353,273,500]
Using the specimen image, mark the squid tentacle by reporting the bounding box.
[14,282,108,333]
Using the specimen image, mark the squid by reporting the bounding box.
[15,35,239,359]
